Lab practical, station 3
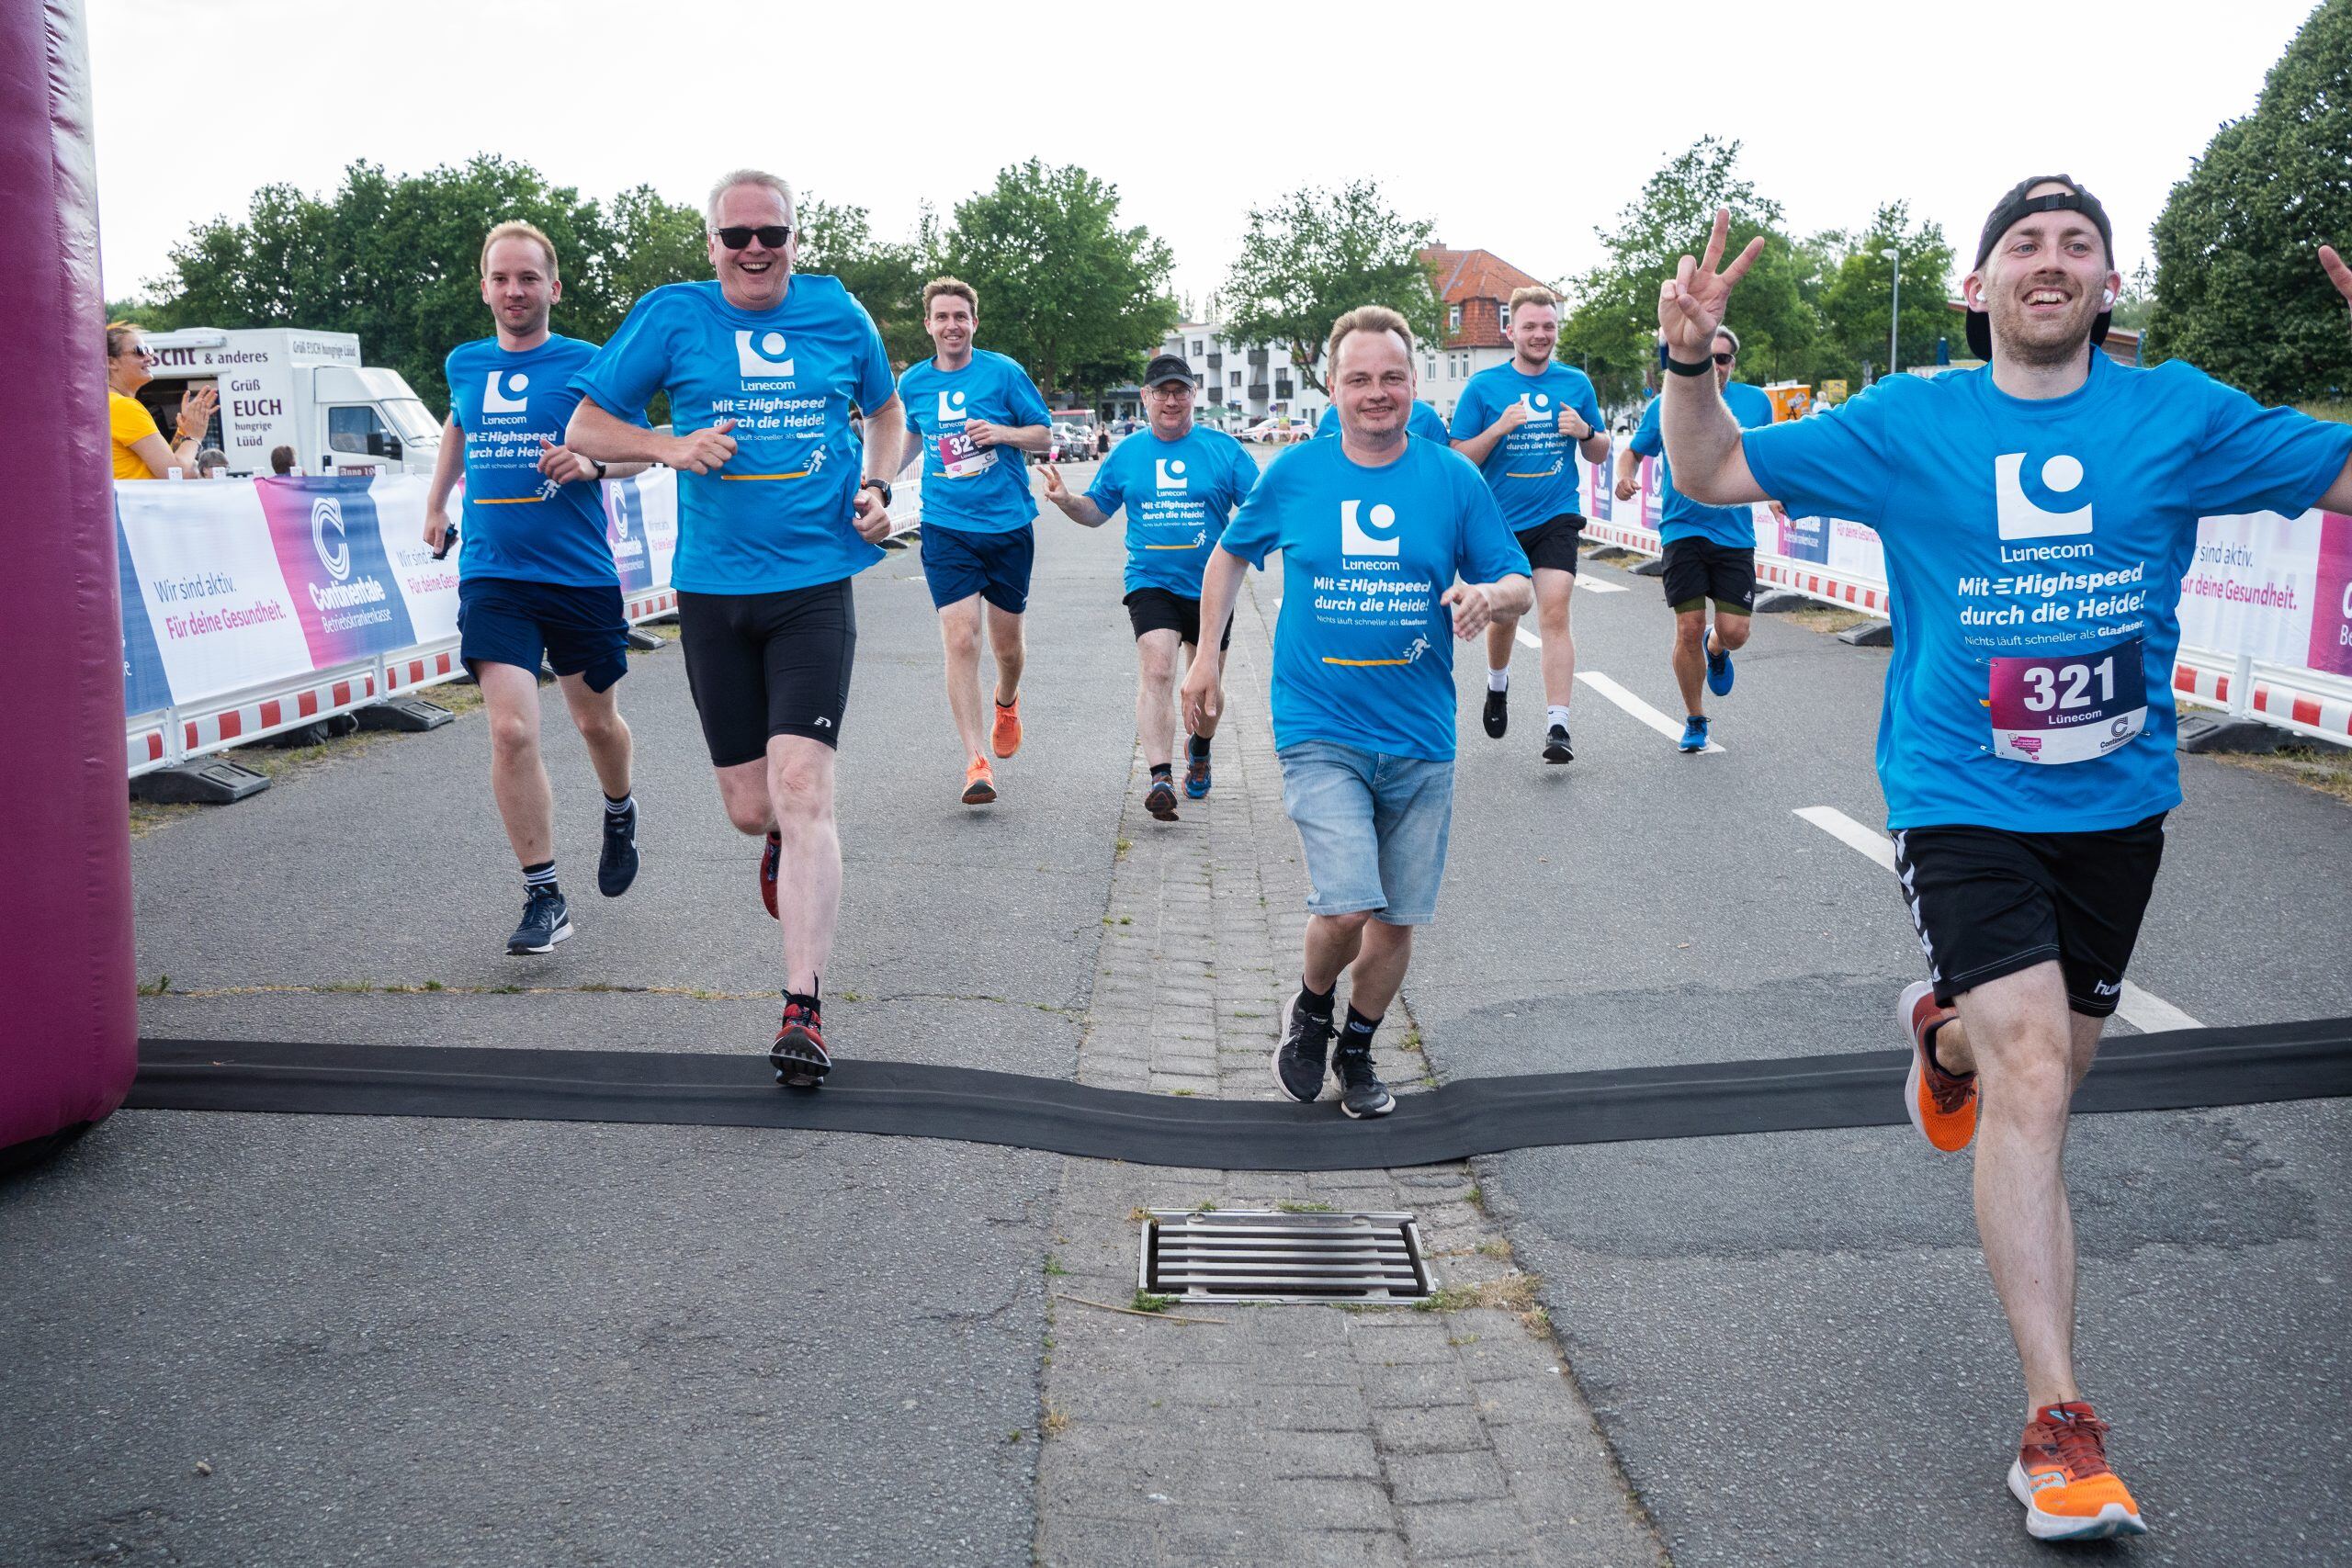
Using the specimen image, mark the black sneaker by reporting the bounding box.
[1145,775,1180,822]
[1333,1043,1396,1119]
[597,800,639,897]
[1272,990,1335,1102]
[770,1000,831,1088]
[506,886,572,955]
[1482,686,1509,739]
[1542,723,1574,764]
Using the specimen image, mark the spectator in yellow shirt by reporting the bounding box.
[107,321,216,480]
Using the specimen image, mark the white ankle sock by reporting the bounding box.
[1546,705,1571,729]
[1487,668,1510,694]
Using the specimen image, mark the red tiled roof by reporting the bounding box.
[1420,246,1548,349]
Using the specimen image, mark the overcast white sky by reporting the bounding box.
[91,0,2324,318]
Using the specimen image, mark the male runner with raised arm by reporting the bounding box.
[1657,184,2352,1542]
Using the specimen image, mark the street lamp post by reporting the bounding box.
[1881,246,1901,378]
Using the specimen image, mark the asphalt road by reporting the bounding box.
[5,442,2346,1566]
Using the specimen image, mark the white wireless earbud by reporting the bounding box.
[2101,289,2115,306]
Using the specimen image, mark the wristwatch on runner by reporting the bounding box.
[860,478,893,507]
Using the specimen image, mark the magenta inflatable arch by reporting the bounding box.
[0,0,140,1167]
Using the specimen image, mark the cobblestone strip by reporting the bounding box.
[1035,575,1666,1567]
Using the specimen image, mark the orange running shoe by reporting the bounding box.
[1898,979,1975,1153]
[991,696,1023,759]
[2008,1402,2147,1541]
[962,757,997,806]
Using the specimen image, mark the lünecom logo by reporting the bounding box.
[484,370,530,415]
[937,389,968,424]
[1340,500,1402,560]
[1995,453,2093,540]
[311,496,352,581]
[1155,457,1189,491]
[1522,392,1552,417]
[735,330,796,379]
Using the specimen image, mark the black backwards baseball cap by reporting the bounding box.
[1966,175,2115,360]
[1143,353,1196,389]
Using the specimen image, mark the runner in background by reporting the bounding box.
[1449,288,1607,763]
[897,278,1055,807]
[567,169,906,1087]
[1183,306,1530,1119]
[1041,354,1257,821]
[1620,325,1780,751]
[424,220,650,955]
[1657,186,2352,1543]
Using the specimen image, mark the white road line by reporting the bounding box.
[1514,626,1542,649]
[1574,574,1628,594]
[1791,805,2204,1033]
[1574,670,1724,752]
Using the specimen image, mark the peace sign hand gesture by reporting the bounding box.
[1658,208,1766,362]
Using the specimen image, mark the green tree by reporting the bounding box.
[1814,202,1961,383]
[141,156,710,409]
[2148,0,2352,401]
[1559,138,1813,410]
[797,192,931,367]
[1219,179,1443,393]
[938,159,1177,399]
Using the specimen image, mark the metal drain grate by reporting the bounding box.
[1139,1210,1434,1303]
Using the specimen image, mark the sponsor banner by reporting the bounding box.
[2177,509,2329,671]
[253,476,419,666]
[2314,513,2352,678]
[116,470,679,715]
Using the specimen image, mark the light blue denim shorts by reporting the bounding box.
[1276,739,1455,926]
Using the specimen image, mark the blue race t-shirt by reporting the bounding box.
[1449,363,1604,530]
[1743,355,2352,832]
[1316,400,1452,442]
[570,276,895,595]
[447,335,626,587]
[898,349,1054,535]
[1086,424,1260,596]
[1632,379,1777,547]
[1218,437,1531,761]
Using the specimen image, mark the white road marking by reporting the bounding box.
[1573,670,1724,752]
[1791,805,2204,1033]
[1575,574,1628,594]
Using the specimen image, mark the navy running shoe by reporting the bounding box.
[1542,723,1573,764]
[1482,687,1509,739]
[506,886,572,955]
[597,800,639,897]
[1184,751,1212,800]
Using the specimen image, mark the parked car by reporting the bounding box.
[1046,422,1090,461]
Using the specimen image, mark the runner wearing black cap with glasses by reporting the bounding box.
[1041,355,1258,820]
[1655,181,2352,1543]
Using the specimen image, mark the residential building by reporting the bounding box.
[1159,320,1331,433]
[1417,243,1550,422]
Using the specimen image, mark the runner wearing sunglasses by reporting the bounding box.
[566,168,908,1089]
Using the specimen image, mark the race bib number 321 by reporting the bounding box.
[1987,638,2148,765]
[936,431,996,480]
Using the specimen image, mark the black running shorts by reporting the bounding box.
[1890,814,2166,1018]
[1513,514,1584,575]
[1124,587,1232,651]
[676,580,857,765]
[1661,537,1757,615]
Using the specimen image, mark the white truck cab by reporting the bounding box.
[134,326,441,477]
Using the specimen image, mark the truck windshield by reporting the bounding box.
[379,397,438,446]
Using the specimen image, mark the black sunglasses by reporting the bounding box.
[1712,352,1735,366]
[714,224,792,250]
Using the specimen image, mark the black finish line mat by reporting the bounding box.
[125,1017,2352,1171]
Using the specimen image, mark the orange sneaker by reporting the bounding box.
[1899,980,1974,1153]
[961,757,997,806]
[2008,1402,2147,1541]
[991,696,1023,759]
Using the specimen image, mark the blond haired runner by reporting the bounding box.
[1449,285,1608,762]
[1182,307,1530,1119]
[422,221,651,956]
